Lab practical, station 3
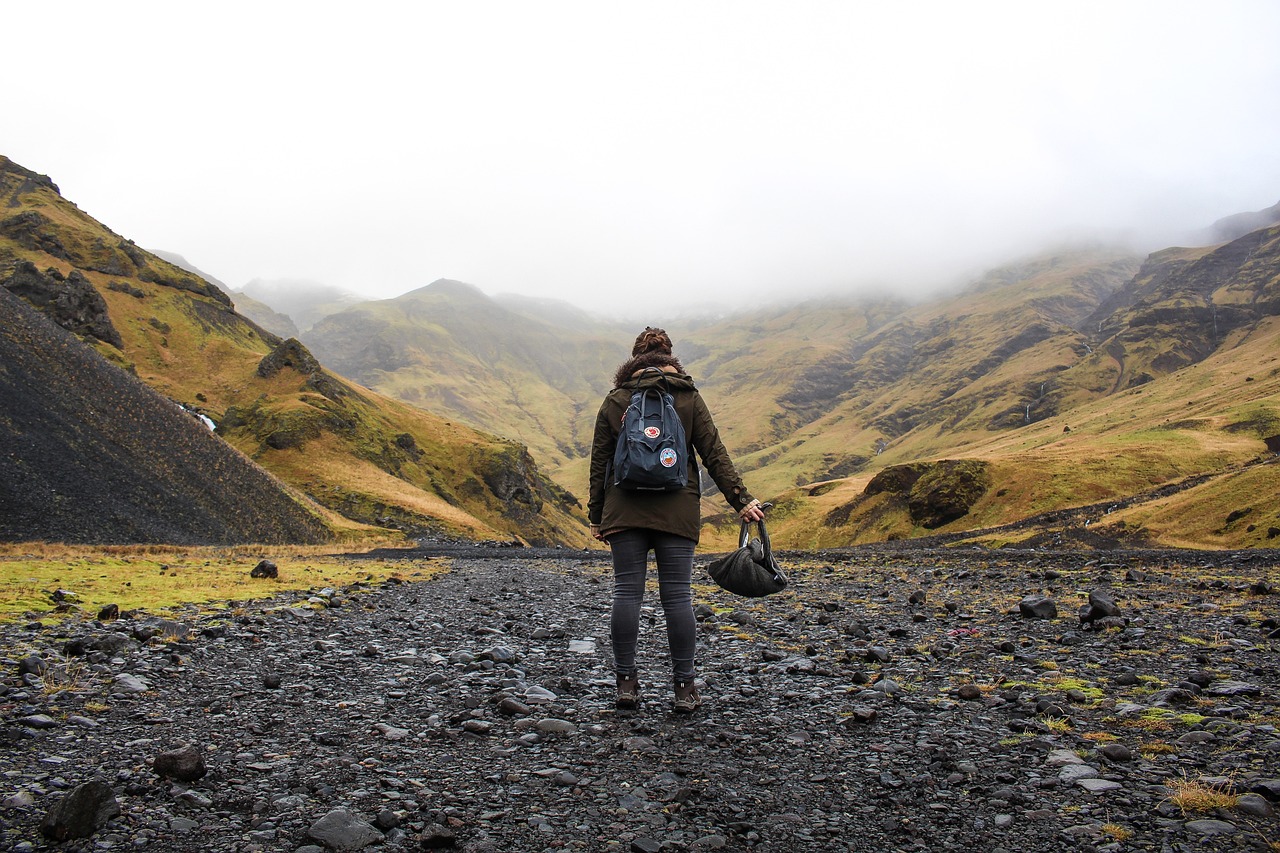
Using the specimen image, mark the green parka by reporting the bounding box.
[588,366,755,542]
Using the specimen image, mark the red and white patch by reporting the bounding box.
[644,426,661,439]
[659,448,679,468]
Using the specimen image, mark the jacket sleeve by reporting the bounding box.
[587,395,618,525]
[689,391,755,512]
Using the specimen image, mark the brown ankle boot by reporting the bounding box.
[673,680,701,714]
[616,675,640,710]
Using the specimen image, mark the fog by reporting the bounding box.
[7,2,1280,316]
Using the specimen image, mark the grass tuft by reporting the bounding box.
[1164,776,1239,814]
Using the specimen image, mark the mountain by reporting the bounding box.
[0,154,584,546]
[304,280,631,482]
[238,277,361,333]
[302,226,1280,550]
[154,250,300,339]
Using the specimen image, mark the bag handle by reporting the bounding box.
[736,503,775,554]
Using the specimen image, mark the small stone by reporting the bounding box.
[17,655,48,676]
[420,822,458,848]
[1205,680,1261,697]
[18,714,58,729]
[1058,764,1099,783]
[308,808,382,850]
[956,684,982,701]
[536,718,577,734]
[1099,743,1132,762]
[1019,595,1057,619]
[1251,779,1280,801]
[3,791,37,808]
[112,673,148,693]
[1235,793,1274,817]
[1184,819,1237,836]
[1076,778,1122,793]
[263,673,283,689]
[497,697,532,716]
[631,839,662,853]
[524,685,557,704]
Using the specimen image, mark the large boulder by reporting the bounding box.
[1,261,122,348]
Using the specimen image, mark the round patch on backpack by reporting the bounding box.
[644,426,661,439]
[659,448,678,468]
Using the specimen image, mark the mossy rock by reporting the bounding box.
[906,460,991,529]
[864,462,932,497]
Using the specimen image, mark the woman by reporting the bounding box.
[588,327,765,713]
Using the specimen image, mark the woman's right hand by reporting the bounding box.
[739,499,766,522]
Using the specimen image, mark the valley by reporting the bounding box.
[2,151,1279,552]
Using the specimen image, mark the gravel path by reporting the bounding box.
[2,548,1279,851]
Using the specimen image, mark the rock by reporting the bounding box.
[17,655,48,676]
[250,559,279,579]
[1205,680,1261,696]
[154,743,207,781]
[374,723,411,740]
[1076,778,1122,793]
[1019,595,1057,619]
[1184,819,1237,836]
[420,823,458,848]
[112,673,148,693]
[1079,589,1121,624]
[1058,764,1099,783]
[39,780,120,841]
[18,714,57,729]
[308,808,383,850]
[956,684,982,701]
[1251,779,1280,801]
[1099,743,1133,762]
[497,697,532,716]
[3,791,37,808]
[97,603,120,621]
[536,718,577,734]
[1235,793,1274,817]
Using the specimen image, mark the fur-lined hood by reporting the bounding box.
[612,352,686,388]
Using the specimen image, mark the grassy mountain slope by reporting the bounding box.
[680,249,1143,499]
[0,155,583,546]
[304,280,631,482]
[295,228,1279,550]
[759,233,1280,550]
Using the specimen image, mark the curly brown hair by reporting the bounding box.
[632,327,673,357]
[613,327,683,387]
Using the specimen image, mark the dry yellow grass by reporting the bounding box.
[0,542,436,622]
[1163,776,1240,814]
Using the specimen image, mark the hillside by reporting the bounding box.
[0,155,584,546]
[304,280,632,477]
[294,225,1280,550]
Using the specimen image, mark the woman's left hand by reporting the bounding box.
[739,499,765,522]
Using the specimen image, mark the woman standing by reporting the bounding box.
[588,327,765,713]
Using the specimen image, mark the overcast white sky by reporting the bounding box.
[7,1,1280,314]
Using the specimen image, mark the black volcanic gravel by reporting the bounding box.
[2,547,1279,852]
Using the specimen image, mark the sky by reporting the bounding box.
[7,1,1280,315]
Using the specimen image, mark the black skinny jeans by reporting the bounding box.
[607,528,698,683]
